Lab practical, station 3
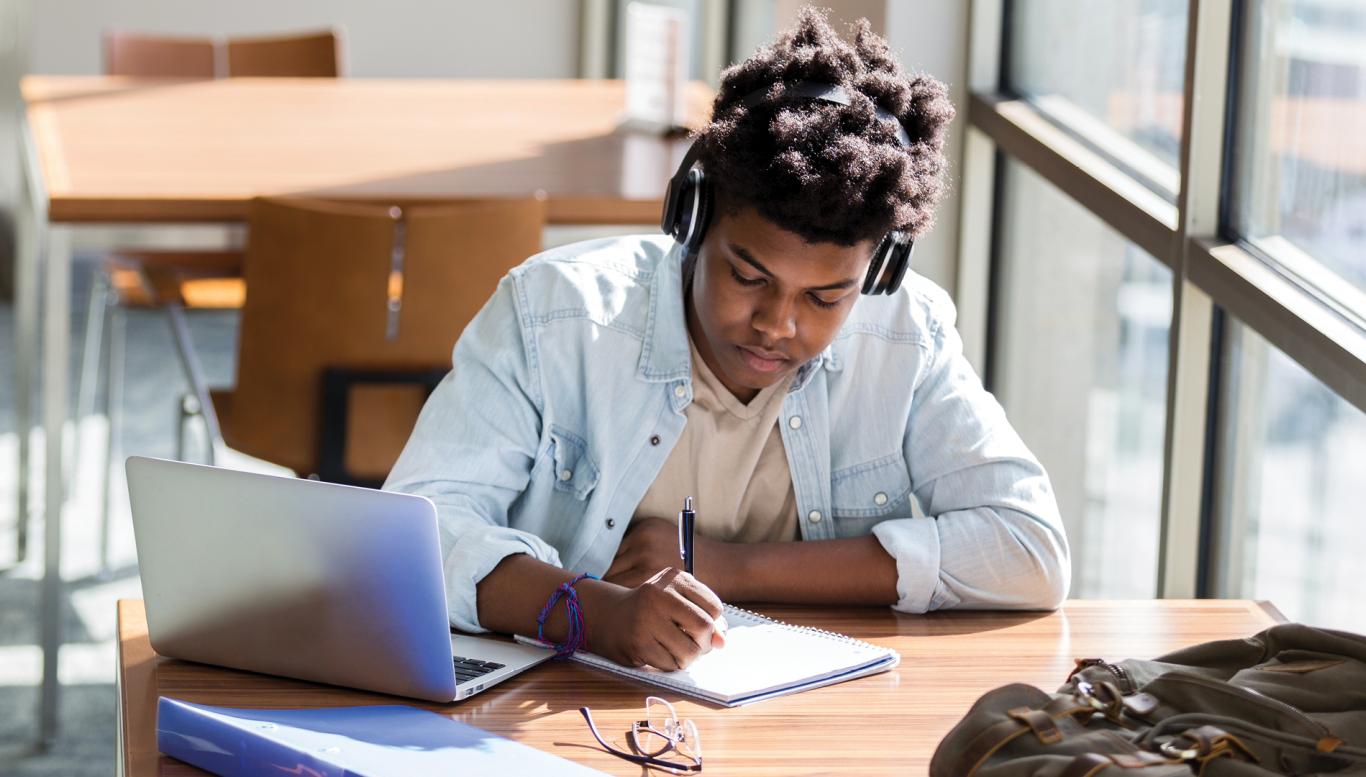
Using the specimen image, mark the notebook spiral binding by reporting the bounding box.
[724,604,880,649]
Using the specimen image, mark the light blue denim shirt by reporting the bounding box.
[385,235,1070,632]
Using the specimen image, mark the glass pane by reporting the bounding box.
[1213,319,1366,632]
[994,160,1173,598]
[1007,0,1188,198]
[1230,2,1366,302]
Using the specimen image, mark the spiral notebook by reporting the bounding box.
[520,605,899,706]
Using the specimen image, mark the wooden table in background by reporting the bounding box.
[23,76,713,223]
[15,76,710,745]
[117,599,1281,776]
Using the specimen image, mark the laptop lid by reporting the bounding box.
[126,456,459,702]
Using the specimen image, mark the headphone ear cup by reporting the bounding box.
[661,174,684,238]
[862,234,893,295]
[679,168,711,254]
[863,232,914,295]
[882,236,914,294]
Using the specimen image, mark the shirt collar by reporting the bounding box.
[638,242,692,383]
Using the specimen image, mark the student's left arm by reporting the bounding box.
[606,290,1069,610]
[606,522,899,604]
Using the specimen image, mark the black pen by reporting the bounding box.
[678,496,695,575]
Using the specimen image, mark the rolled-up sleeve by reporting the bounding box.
[872,290,1070,612]
[384,274,560,633]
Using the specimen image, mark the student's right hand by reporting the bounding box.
[586,568,727,671]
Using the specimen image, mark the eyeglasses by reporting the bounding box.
[579,696,703,772]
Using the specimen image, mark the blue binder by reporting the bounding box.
[156,697,609,776]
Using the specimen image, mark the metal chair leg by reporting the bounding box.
[71,275,110,494]
[12,151,44,566]
[162,302,223,466]
[176,395,191,462]
[98,305,125,577]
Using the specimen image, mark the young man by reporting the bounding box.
[386,11,1069,671]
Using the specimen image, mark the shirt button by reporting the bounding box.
[788,416,802,430]
[606,518,617,529]
[874,492,888,506]
[807,510,822,523]
[650,435,661,446]
[674,384,687,398]
[559,469,573,481]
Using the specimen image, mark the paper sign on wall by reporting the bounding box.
[623,2,690,132]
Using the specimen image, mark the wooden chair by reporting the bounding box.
[95,25,341,314]
[102,28,339,79]
[80,28,345,571]
[225,30,340,77]
[93,25,341,311]
[197,196,545,484]
[103,31,217,78]
[83,25,344,538]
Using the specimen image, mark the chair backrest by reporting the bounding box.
[225,30,339,77]
[103,28,339,79]
[104,31,217,78]
[225,197,546,480]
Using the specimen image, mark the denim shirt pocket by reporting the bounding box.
[831,453,912,528]
[546,425,601,501]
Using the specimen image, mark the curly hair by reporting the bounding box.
[697,8,954,246]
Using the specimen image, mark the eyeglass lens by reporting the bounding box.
[637,696,680,756]
[640,696,701,762]
[678,718,702,761]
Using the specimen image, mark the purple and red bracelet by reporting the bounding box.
[536,573,597,658]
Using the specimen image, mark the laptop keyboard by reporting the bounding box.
[453,656,505,683]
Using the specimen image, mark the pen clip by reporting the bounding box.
[678,496,693,562]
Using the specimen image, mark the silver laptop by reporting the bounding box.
[125,455,553,702]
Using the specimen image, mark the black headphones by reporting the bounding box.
[661,82,916,296]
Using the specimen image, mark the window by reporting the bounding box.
[1212,318,1366,632]
[993,160,1172,598]
[1228,0,1366,307]
[971,0,1366,606]
[1006,0,1189,198]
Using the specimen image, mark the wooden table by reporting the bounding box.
[117,599,1282,776]
[13,76,709,745]
[22,77,712,224]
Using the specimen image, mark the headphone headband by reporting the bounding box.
[739,82,912,147]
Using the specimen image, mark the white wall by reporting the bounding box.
[26,0,580,77]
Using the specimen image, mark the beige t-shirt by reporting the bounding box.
[633,337,800,542]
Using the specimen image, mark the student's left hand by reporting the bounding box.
[605,517,739,600]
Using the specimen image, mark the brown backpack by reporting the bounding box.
[930,624,1366,776]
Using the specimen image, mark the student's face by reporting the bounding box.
[686,207,876,403]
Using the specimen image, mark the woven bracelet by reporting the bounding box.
[536,573,597,658]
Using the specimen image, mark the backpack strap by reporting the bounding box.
[1059,750,1187,777]
[956,717,1035,776]
[1008,707,1063,744]
[952,696,1101,776]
